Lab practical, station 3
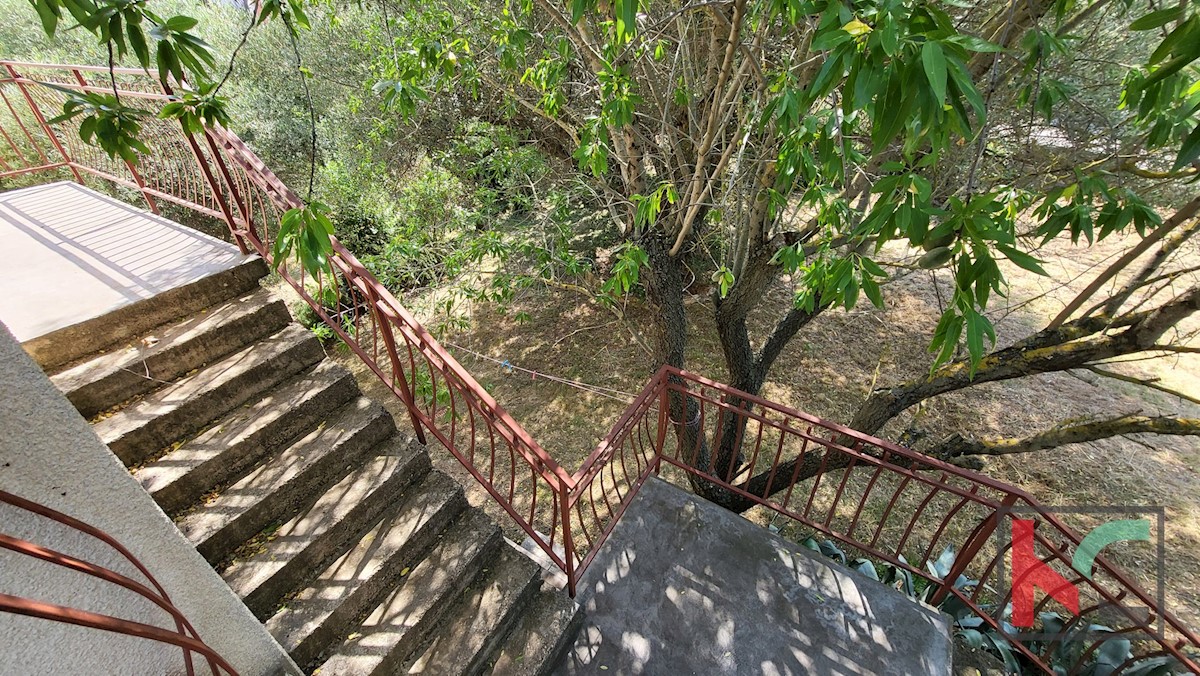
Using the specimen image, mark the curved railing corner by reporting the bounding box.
[1,60,1196,675]
[0,490,237,675]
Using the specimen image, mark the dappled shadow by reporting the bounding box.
[558,477,951,675]
[0,181,243,340]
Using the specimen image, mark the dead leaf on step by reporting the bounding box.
[400,567,410,576]
[347,632,362,641]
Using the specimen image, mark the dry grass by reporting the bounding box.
[317,229,1200,631]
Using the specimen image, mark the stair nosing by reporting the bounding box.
[222,440,433,618]
[34,256,268,372]
[53,287,291,418]
[314,508,504,676]
[94,322,324,466]
[402,545,543,675]
[137,360,360,516]
[176,397,395,564]
[265,470,469,669]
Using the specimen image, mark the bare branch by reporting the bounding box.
[1050,194,1200,328]
[1083,365,1200,405]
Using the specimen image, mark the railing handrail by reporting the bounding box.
[0,490,236,675]
[650,368,1200,672]
[209,123,577,493]
[3,59,1196,673]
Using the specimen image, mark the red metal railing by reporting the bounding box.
[623,367,1200,674]
[0,59,577,586]
[0,490,236,674]
[3,60,1197,674]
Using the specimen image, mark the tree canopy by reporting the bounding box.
[5,0,1200,471]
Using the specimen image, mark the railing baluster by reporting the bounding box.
[5,64,1198,674]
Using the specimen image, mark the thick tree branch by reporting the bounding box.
[928,414,1200,458]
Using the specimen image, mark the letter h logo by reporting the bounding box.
[1009,514,1153,629]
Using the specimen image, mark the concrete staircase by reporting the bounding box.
[42,257,581,675]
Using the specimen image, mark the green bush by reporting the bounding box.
[445,121,549,217]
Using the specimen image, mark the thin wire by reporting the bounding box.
[445,341,643,404]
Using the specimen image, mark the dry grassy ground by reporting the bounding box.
[316,230,1200,631]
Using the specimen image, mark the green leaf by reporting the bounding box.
[995,244,1047,275]
[841,18,872,37]
[946,34,1003,53]
[921,41,947,104]
[164,15,198,31]
[1129,7,1182,31]
[957,629,986,649]
[614,0,637,43]
[713,266,735,298]
[862,276,883,309]
[1173,124,1200,172]
[871,67,906,150]
[964,308,995,372]
[128,22,150,68]
[1091,636,1133,676]
[32,0,60,37]
[853,559,880,580]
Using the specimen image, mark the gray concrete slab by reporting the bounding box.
[0,181,245,342]
[560,477,953,676]
[0,322,300,675]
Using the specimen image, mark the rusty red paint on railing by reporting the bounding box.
[0,490,237,675]
[643,366,1200,674]
[2,60,1197,674]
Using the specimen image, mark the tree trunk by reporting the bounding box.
[707,285,1200,513]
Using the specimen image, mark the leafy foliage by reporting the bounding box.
[158,81,231,134]
[802,538,1190,675]
[272,202,335,279]
[47,87,150,163]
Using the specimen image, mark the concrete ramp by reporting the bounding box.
[560,477,952,675]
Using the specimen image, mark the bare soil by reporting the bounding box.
[319,230,1200,632]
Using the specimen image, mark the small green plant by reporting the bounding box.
[309,322,334,342]
[800,538,1189,675]
[272,202,335,280]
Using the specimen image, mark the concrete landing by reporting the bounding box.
[0,181,245,342]
[559,477,952,676]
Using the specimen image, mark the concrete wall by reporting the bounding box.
[0,324,300,676]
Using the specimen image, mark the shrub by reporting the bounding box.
[444,120,549,217]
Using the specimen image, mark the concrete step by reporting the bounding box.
[135,360,359,516]
[176,397,396,565]
[93,323,324,466]
[222,440,432,620]
[486,574,583,676]
[401,546,542,675]
[266,470,468,670]
[34,256,268,372]
[52,287,291,419]
[314,509,503,676]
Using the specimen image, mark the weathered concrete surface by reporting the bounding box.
[0,181,244,343]
[559,477,953,676]
[0,323,300,675]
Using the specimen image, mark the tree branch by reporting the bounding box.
[1049,194,1200,329]
[1083,365,1200,406]
[928,414,1200,458]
